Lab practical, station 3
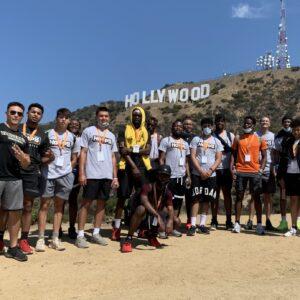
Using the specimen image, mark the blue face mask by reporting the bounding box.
[243,128,252,134]
[283,127,291,132]
[203,127,212,136]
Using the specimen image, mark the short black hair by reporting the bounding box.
[28,103,44,114]
[147,116,158,125]
[96,106,109,116]
[172,119,182,127]
[282,115,292,124]
[201,117,213,126]
[215,114,225,123]
[244,115,256,125]
[7,101,25,112]
[56,108,71,119]
[291,118,300,128]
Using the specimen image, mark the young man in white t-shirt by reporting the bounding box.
[76,106,119,248]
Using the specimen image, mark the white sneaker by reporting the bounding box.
[49,237,65,251]
[284,228,297,237]
[35,238,46,252]
[256,224,265,235]
[232,222,241,233]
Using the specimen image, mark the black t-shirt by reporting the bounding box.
[0,123,29,181]
[19,124,50,175]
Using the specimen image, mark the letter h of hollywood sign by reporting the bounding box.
[124,84,210,108]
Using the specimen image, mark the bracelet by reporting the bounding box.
[113,177,118,180]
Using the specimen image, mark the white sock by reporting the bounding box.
[114,219,121,229]
[93,228,100,236]
[282,216,287,221]
[200,214,207,226]
[191,217,196,226]
[77,230,84,238]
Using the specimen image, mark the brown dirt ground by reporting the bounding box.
[0,214,300,300]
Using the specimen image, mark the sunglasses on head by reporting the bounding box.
[9,110,23,117]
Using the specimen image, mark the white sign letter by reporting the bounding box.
[191,87,201,101]
[179,88,189,102]
[201,84,210,99]
[157,89,165,103]
[168,89,179,103]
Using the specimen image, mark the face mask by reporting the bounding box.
[283,127,291,132]
[203,127,212,136]
[243,128,252,134]
[172,131,182,138]
[97,120,109,129]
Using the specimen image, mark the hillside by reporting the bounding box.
[70,68,300,136]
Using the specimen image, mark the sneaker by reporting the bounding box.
[0,240,5,254]
[284,227,297,237]
[121,240,132,253]
[158,232,168,239]
[111,228,121,241]
[35,238,46,252]
[148,237,162,248]
[210,219,218,231]
[91,234,108,246]
[245,219,253,230]
[226,221,234,230]
[187,225,197,236]
[232,222,241,233]
[256,224,265,235]
[75,236,89,248]
[198,225,210,234]
[297,220,300,231]
[4,247,28,262]
[49,238,65,251]
[171,229,182,237]
[277,220,288,232]
[19,239,33,255]
[68,227,77,239]
[185,223,192,230]
[265,219,276,231]
[137,229,148,239]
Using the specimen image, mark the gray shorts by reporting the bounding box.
[0,180,23,210]
[41,173,75,200]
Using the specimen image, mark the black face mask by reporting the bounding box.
[172,131,182,139]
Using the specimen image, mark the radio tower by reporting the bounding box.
[275,0,291,69]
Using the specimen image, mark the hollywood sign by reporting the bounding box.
[124,84,210,108]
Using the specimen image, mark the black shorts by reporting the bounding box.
[236,173,262,196]
[168,177,186,211]
[22,173,42,198]
[216,169,232,189]
[82,179,112,201]
[261,173,276,194]
[191,174,217,203]
[285,173,300,196]
[117,167,150,199]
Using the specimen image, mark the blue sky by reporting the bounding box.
[1,0,300,122]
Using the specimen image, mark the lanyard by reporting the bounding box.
[54,130,68,153]
[23,124,38,141]
[96,128,108,145]
[202,136,211,155]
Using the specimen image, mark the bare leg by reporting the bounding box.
[0,208,8,231]
[290,196,299,227]
[22,195,34,234]
[7,210,22,248]
[38,198,51,237]
[248,197,255,222]
[53,197,65,235]
[235,192,244,223]
[77,199,92,231]
[128,206,146,236]
[94,200,105,229]
[253,194,262,224]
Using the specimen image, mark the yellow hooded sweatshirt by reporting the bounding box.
[119,106,152,171]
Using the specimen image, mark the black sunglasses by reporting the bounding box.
[9,110,23,117]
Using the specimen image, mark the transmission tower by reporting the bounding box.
[275,0,291,69]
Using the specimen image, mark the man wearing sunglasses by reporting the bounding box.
[0,102,31,262]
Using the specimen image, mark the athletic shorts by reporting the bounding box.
[235,173,262,196]
[82,179,112,201]
[191,174,217,203]
[0,180,23,210]
[285,173,300,196]
[168,177,186,211]
[41,173,75,200]
[261,173,276,194]
[22,173,42,198]
[216,169,232,189]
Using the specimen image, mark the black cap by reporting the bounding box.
[157,164,171,177]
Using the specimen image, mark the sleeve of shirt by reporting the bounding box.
[230,133,235,145]
[112,135,118,153]
[185,142,190,155]
[158,137,168,152]
[72,136,81,154]
[80,129,89,149]
[39,134,51,156]
[190,137,198,149]
[216,139,224,152]
[140,183,152,197]
[23,138,30,154]
[260,139,268,151]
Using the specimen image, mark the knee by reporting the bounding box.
[136,205,146,216]
[116,198,126,210]
[23,201,33,213]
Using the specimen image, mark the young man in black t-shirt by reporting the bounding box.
[19,103,54,254]
[0,102,31,262]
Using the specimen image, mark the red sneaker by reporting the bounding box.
[138,229,148,239]
[111,228,121,241]
[121,241,132,253]
[148,237,162,248]
[185,223,192,230]
[0,240,4,253]
[19,239,33,255]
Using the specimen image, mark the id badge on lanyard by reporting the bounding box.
[245,154,251,162]
[201,156,208,164]
[179,157,185,166]
[133,145,140,153]
[97,151,105,162]
[56,155,64,167]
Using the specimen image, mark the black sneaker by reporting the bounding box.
[245,220,253,230]
[59,227,63,239]
[265,219,276,231]
[198,225,210,235]
[4,247,28,262]
[226,221,234,230]
[210,219,218,231]
[187,226,197,236]
[68,227,77,239]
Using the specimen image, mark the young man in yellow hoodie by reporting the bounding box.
[111,106,152,241]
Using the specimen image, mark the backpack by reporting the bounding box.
[213,131,232,153]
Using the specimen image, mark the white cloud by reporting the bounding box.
[232,3,266,19]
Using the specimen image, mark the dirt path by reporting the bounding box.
[0,214,299,300]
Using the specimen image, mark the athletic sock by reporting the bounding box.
[114,219,121,229]
[282,216,287,221]
[191,217,196,227]
[199,214,207,226]
[0,231,4,241]
[77,230,85,238]
[93,228,100,236]
[52,232,59,239]
[21,231,29,240]
[38,231,45,239]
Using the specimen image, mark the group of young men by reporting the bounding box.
[0,101,299,262]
